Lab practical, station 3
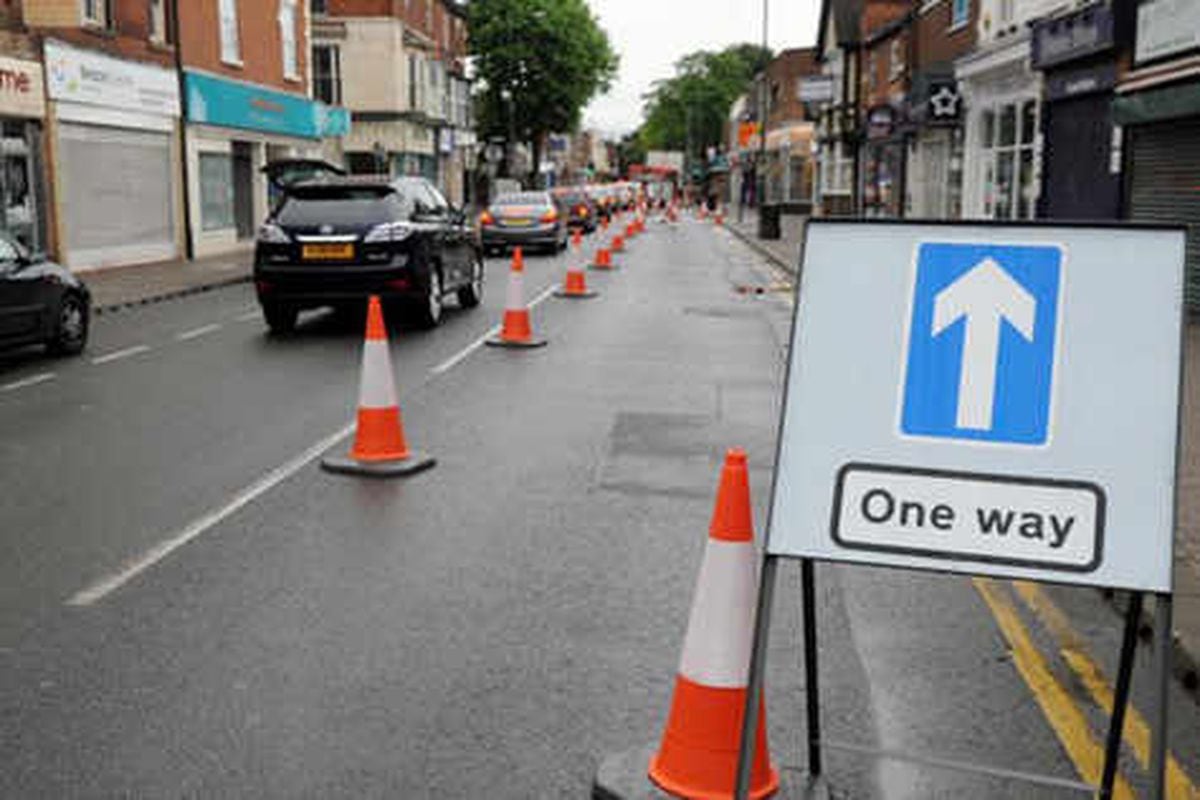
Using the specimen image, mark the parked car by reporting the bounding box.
[253,176,483,333]
[552,186,597,232]
[0,231,90,356]
[479,191,569,256]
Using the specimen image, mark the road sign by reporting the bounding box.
[768,221,1185,591]
[900,243,1062,444]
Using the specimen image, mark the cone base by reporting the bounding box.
[554,288,598,298]
[485,336,547,348]
[590,263,618,271]
[321,451,436,477]
[593,745,807,800]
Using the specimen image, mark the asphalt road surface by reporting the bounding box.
[1,218,1198,798]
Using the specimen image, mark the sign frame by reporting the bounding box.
[732,218,1186,800]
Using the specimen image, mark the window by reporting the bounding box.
[821,141,853,196]
[200,153,235,231]
[409,54,420,111]
[312,44,341,104]
[148,0,172,44]
[977,98,1039,220]
[310,0,327,14]
[951,0,969,28]
[279,0,299,80]
[82,0,114,29]
[867,51,877,92]
[219,0,241,64]
[889,39,904,81]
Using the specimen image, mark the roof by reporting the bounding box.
[817,0,867,53]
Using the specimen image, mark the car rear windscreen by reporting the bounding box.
[496,192,550,207]
[277,188,395,227]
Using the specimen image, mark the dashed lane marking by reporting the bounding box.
[66,423,356,607]
[234,309,261,323]
[176,323,223,341]
[90,344,152,365]
[1,372,55,392]
[974,577,1136,799]
[1014,581,1196,797]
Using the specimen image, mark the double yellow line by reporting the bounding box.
[974,578,1197,798]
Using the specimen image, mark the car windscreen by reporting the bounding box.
[276,188,397,227]
[557,192,587,206]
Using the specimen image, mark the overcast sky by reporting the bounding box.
[582,0,822,137]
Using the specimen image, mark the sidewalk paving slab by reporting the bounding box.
[81,251,253,315]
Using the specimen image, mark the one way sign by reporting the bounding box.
[901,243,1062,445]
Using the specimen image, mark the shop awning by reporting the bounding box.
[765,122,815,151]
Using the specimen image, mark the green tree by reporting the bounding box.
[470,0,619,184]
[637,44,771,170]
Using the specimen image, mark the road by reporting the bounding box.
[1,218,1198,798]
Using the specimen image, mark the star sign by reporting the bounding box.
[930,86,960,118]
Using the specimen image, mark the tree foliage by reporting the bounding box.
[637,44,771,163]
[470,0,618,181]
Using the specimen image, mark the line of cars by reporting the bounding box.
[479,182,643,257]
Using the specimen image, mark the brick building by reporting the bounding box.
[813,0,863,216]
[21,0,184,269]
[312,0,473,204]
[177,0,349,258]
[0,0,49,253]
[754,47,822,207]
[859,0,910,217]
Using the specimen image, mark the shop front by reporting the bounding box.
[764,123,816,209]
[905,73,965,220]
[44,40,181,270]
[1032,4,1122,220]
[0,54,47,252]
[956,35,1043,220]
[862,105,906,218]
[184,71,349,258]
[1115,0,1200,310]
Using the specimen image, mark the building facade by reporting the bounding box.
[759,47,822,208]
[813,0,862,217]
[177,0,348,259]
[313,0,471,205]
[0,4,49,253]
[22,0,185,270]
[859,0,911,218]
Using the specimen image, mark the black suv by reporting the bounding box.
[254,176,483,332]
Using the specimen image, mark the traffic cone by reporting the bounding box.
[625,221,637,240]
[486,247,547,348]
[612,234,625,253]
[648,449,779,800]
[592,246,614,270]
[321,296,436,477]
[714,206,725,226]
[556,229,597,298]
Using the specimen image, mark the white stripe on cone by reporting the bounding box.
[359,338,398,409]
[677,538,758,688]
[505,267,525,310]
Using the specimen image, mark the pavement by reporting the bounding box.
[1,217,1198,797]
[724,206,808,275]
[80,249,253,314]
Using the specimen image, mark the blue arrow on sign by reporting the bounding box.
[900,242,1063,445]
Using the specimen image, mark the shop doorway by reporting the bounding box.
[0,120,42,251]
[232,142,255,240]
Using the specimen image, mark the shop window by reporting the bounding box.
[313,44,342,105]
[219,0,241,65]
[280,0,299,80]
[977,99,1039,220]
[200,153,235,231]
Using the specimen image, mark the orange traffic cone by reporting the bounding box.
[611,234,625,253]
[486,247,547,348]
[625,221,637,240]
[556,229,597,298]
[714,207,725,226]
[322,296,436,477]
[592,246,614,270]
[648,449,779,800]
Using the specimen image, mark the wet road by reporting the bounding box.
[1,218,1197,798]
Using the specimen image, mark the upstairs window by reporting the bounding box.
[951,0,970,28]
[82,0,114,29]
[312,44,342,104]
[148,0,172,44]
[280,0,299,80]
[219,0,241,64]
[310,0,327,14]
[889,38,905,81]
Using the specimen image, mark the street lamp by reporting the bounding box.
[757,0,769,216]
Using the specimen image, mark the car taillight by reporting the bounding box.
[578,205,588,217]
[480,211,495,226]
[540,209,558,223]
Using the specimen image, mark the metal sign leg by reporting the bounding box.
[735,555,779,800]
[802,558,822,777]
[1099,592,1143,800]
[1150,593,1173,800]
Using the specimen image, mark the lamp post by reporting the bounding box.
[756,0,769,220]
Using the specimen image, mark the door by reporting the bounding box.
[232,142,255,240]
[418,180,465,285]
[0,235,42,342]
[1040,95,1119,220]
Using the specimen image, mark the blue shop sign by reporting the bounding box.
[184,71,349,139]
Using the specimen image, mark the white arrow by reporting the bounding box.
[933,258,1036,431]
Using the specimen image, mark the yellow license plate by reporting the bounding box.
[302,243,354,260]
[504,218,533,227]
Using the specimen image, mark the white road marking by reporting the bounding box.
[429,282,557,376]
[91,344,151,365]
[1,372,55,392]
[176,323,223,341]
[234,310,261,323]
[66,423,356,607]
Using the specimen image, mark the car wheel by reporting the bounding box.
[47,292,88,355]
[262,301,298,334]
[414,269,443,328]
[457,252,484,309]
